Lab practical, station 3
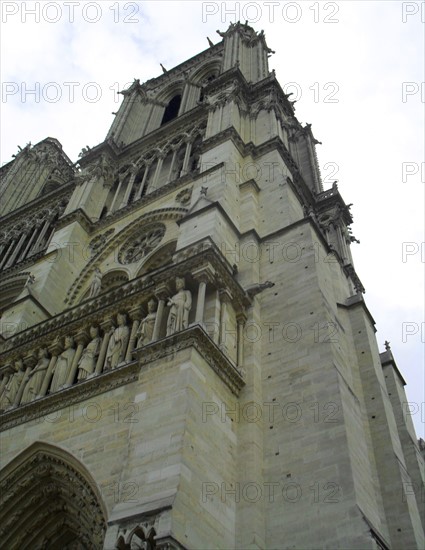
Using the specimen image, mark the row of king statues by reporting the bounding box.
[0,277,193,411]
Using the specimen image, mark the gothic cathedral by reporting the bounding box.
[1,23,424,550]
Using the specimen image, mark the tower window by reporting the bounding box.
[161,94,182,125]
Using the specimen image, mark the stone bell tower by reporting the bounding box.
[0,22,424,550]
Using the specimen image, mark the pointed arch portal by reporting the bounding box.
[0,442,107,549]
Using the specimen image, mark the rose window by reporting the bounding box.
[118,224,165,264]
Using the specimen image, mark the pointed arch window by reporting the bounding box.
[161,94,182,125]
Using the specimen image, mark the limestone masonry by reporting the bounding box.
[0,23,424,550]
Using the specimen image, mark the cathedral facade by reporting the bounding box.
[0,23,424,549]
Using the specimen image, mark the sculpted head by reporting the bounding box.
[64,336,74,349]
[147,299,157,313]
[117,313,127,326]
[90,326,99,338]
[176,277,185,290]
[14,359,24,371]
[38,348,48,359]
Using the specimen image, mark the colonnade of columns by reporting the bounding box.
[0,269,245,413]
[0,213,59,271]
[105,136,200,216]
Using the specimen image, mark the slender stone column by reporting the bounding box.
[37,348,62,399]
[95,320,114,375]
[236,314,247,368]
[153,283,171,341]
[151,155,165,190]
[32,218,51,252]
[19,225,39,261]
[5,232,27,268]
[212,290,221,344]
[0,238,17,269]
[193,265,216,327]
[65,330,89,387]
[180,140,192,176]
[134,162,151,200]
[152,300,165,341]
[126,306,143,361]
[109,176,124,213]
[165,148,178,184]
[195,280,207,324]
[120,172,137,208]
[219,289,232,352]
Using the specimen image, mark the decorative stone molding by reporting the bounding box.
[89,232,115,256]
[65,209,186,305]
[0,442,107,548]
[1,237,249,348]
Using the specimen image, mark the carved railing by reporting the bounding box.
[0,239,248,429]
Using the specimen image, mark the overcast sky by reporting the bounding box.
[1,1,424,436]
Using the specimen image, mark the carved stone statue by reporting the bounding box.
[50,337,76,392]
[21,348,50,403]
[136,299,157,347]
[166,277,192,336]
[77,326,101,380]
[0,360,25,409]
[105,314,130,370]
[89,268,102,298]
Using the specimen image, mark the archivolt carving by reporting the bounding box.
[188,58,222,85]
[0,442,107,549]
[65,209,186,305]
[88,228,115,257]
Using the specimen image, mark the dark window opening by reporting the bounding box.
[161,95,181,125]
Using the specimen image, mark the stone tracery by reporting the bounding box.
[0,443,107,549]
[118,224,165,265]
